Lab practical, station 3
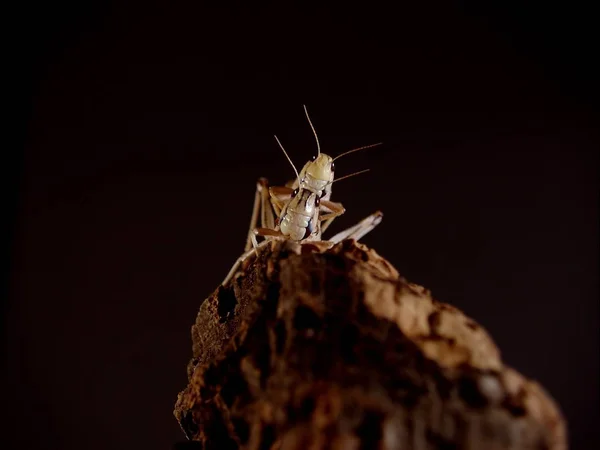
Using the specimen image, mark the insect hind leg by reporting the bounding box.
[328,210,383,244]
[245,178,277,252]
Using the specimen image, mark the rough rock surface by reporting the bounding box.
[174,239,566,449]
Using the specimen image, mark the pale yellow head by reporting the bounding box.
[305,153,335,184]
[275,106,381,193]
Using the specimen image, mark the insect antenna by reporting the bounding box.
[329,169,371,185]
[333,142,383,161]
[303,105,321,156]
[274,135,301,187]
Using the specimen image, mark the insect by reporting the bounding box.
[222,106,384,285]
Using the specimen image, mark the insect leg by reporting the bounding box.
[245,178,278,252]
[254,228,285,238]
[318,200,346,234]
[328,210,383,244]
[270,186,294,196]
[249,227,284,259]
[244,178,268,252]
[261,179,276,231]
[269,186,293,217]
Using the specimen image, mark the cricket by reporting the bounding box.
[222,106,384,286]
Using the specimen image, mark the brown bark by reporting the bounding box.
[173,239,566,450]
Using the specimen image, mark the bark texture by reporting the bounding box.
[174,239,566,450]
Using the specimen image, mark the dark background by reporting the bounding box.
[3,1,598,449]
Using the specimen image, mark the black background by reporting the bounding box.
[3,1,598,449]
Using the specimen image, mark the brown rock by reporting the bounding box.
[174,239,567,449]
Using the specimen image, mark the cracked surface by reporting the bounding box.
[174,239,566,449]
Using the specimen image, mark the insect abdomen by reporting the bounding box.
[279,212,311,241]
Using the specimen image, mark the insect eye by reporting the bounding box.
[330,162,335,172]
[315,197,320,207]
[292,188,299,197]
[311,155,316,161]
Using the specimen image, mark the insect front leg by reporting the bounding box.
[328,210,383,244]
[254,228,285,239]
[318,199,346,234]
[269,186,294,217]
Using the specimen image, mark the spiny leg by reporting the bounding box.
[269,185,293,217]
[285,178,298,189]
[261,179,276,231]
[245,178,277,252]
[244,178,264,252]
[270,197,284,218]
[270,185,294,196]
[328,210,383,244]
[252,187,279,250]
[250,226,285,256]
[254,228,285,239]
[319,199,346,234]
